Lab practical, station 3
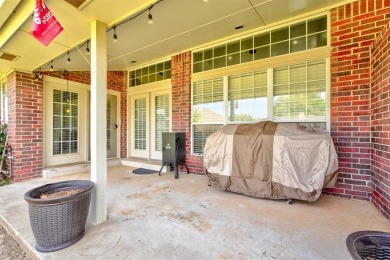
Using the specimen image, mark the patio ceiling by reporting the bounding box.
[0,0,351,79]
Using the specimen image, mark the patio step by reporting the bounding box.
[42,159,121,179]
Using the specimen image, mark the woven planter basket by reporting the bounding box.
[24,180,94,252]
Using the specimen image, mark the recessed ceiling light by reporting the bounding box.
[249,49,257,54]
[235,25,244,30]
[130,60,137,63]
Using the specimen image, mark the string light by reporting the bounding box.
[86,40,90,56]
[148,8,153,25]
[67,51,71,64]
[113,26,118,43]
[32,0,164,72]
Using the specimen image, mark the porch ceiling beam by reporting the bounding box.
[0,0,34,49]
[90,20,107,225]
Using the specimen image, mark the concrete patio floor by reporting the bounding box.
[0,165,388,260]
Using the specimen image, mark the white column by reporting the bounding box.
[90,20,107,224]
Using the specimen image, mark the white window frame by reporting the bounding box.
[191,58,330,156]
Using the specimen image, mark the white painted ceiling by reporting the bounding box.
[0,0,351,78]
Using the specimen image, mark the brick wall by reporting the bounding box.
[7,72,43,182]
[327,0,390,202]
[370,20,390,219]
[171,52,204,173]
[7,70,127,181]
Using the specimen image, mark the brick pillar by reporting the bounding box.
[328,0,390,200]
[120,72,128,158]
[171,52,204,173]
[7,71,43,181]
[370,21,390,220]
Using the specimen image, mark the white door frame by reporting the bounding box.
[43,76,89,167]
[127,83,172,159]
[107,89,121,158]
[150,89,172,160]
[130,93,150,158]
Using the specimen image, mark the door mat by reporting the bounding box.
[132,168,158,175]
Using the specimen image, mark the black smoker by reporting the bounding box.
[159,132,189,179]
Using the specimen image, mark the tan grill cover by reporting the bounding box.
[204,121,338,202]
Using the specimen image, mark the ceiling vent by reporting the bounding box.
[0,52,19,62]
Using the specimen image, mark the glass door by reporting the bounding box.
[130,93,149,158]
[151,90,171,160]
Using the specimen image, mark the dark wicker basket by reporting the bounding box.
[346,231,390,260]
[24,180,94,252]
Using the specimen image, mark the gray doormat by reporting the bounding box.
[132,168,158,174]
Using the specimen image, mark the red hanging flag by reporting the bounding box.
[32,0,63,46]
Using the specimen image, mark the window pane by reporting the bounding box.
[204,48,213,60]
[228,71,268,123]
[271,28,289,43]
[227,41,240,54]
[254,33,270,47]
[193,124,222,154]
[290,37,306,53]
[227,53,240,66]
[308,32,327,49]
[307,60,326,80]
[290,22,306,38]
[290,64,306,83]
[254,46,270,60]
[308,16,327,34]
[241,37,253,50]
[273,60,326,122]
[214,56,226,69]
[192,78,224,124]
[271,41,289,57]
[193,62,203,73]
[241,50,254,63]
[193,52,203,63]
[214,46,226,57]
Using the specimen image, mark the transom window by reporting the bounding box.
[193,16,327,73]
[129,60,171,87]
[192,59,328,155]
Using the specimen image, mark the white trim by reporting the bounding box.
[192,46,330,82]
[191,12,330,54]
[107,89,121,158]
[43,78,89,167]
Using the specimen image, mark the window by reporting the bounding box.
[193,15,327,73]
[129,60,171,87]
[192,59,328,155]
[53,89,78,155]
[0,81,7,123]
[273,60,326,121]
[228,71,268,123]
[192,78,224,154]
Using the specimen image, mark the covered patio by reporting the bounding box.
[0,165,388,259]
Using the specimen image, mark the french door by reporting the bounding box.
[44,80,88,166]
[130,90,171,160]
[106,94,118,158]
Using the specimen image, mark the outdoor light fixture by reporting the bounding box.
[38,67,43,79]
[86,40,90,56]
[50,60,54,71]
[113,26,118,42]
[148,9,153,25]
[67,51,71,64]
